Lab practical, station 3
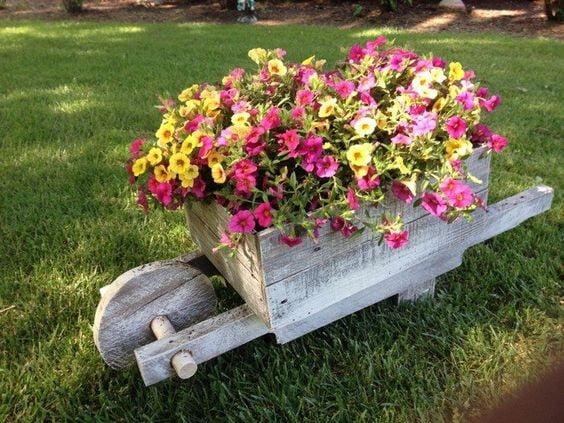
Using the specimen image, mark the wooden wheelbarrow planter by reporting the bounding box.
[94,148,554,386]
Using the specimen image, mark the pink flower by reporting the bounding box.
[227,210,255,234]
[347,188,360,211]
[421,192,447,218]
[439,178,464,197]
[184,114,205,132]
[476,87,489,98]
[488,134,508,152]
[348,44,365,63]
[130,138,144,156]
[357,74,375,92]
[259,107,281,131]
[233,159,258,177]
[341,223,358,238]
[191,177,206,199]
[220,88,238,107]
[384,230,409,249]
[296,89,314,106]
[391,133,412,145]
[356,167,380,191]
[277,129,301,156]
[291,106,305,120]
[315,155,339,178]
[230,67,245,80]
[411,111,437,136]
[244,126,266,156]
[232,100,250,114]
[471,123,492,144]
[335,80,355,99]
[197,136,214,159]
[365,36,387,53]
[213,232,236,253]
[234,174,256,197]
[456,91,475,111]
[155,182,173,206]
[391,180,414,204]
[253,202,273,228]
[280,235,302,247]
[360,91,377,106]
[274,48,287,59]
[299,135,323,162]
[330,217,346,232]
[480,95,501,112]
[445,184,474,209]
[432,57,446,68]
[445,116,468,139]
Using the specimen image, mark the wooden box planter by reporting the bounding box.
[186,147,492,334]
[94,147,553,386]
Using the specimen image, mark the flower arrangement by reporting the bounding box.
[127,37,507,251]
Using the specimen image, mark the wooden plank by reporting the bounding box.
[93,254,217,369]
[397,278,436,303]
[134,304,269,386]
[265,186,552,328]
[273,256,460,344]
[187,210,271,326]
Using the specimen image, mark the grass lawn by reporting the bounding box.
[0,20,562,421]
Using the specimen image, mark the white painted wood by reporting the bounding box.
[397,278,436,303]
[93,253,217,369]
[134,304,269,386]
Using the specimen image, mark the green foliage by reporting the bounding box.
[62,0,84,13]
[545,0,564,21]
[0,21,562,421]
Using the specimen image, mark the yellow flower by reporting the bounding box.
[203,96,220,113]
[318,98,338,118]
[230,125,251,138]
[179,174,194,188]
[154,164,174,183]
[169,152,191,175]
[178,164,199,188]
[445,138,473,160]
[211,163,226,184]
[146,148,163,166]
[432,97,446,113]
[268,59,287,77]
[430,67,446,83]
[351,164,369,178]
[156,122,175,146]
[181,135,198,155]
[353,117,377,137]
[449,62,465,81]
[178,84,199,102]
[207,150,224,167]
[179,99,200,118]
[346,143,374,167]
[301,55,315,66]
[392,156,409,175]
[231,112,250,127]
[248,48,267,64]
[132,157,148,177]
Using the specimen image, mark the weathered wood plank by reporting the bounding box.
[397,278,436,303]
[187,210,271,325]
[134,304,269,386]
[273,257,459,344]
[93,254,217,369]
[265,186,552,328]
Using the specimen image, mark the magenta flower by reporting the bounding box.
[348,44,365,63]
[360,91,377,106]
[234,174,256,197]
[391,181,414,204]
[259,106,281,131]
[445,116,468,139]
[471,123,492,144]
[233,159,258,177]
[155,182,173,206]
[439,178,464,197]
[391,133,412,145]
[365,36,387,53]
[384,230,409,249]
[456,91,475,111]
[330,217,346,232]
[137,188,148,213]
[291,106,305,121]
[253,202,273,228]
[335,80,355,99]
[421,192,447,218]
[184,114,205,132]
[480,95,501,112]
[488,134,508,153]
[244,127,266,156]
[296,89,314,106]
[191,177,206,199]
[445,184,474,209]
[357,74,376,92]
[280,235,302,247]
[130,138,144,156]
[347,188,360,211]
[341,223,358,238]
[356,167,380,191]
[315,155,339,178]
[227,210,256,234]
[277,129,301,156]
[300,135,323,162]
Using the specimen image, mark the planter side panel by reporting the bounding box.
[186,203,270,326]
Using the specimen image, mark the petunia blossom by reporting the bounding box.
[445,116,468,139]
[253,202,274,227]
[315,155,339,178]
[227,210,256,234]
[488,134,508,153]
[391,181,414,204]
[384,230,409,249]
[280,235,302,247]
[421,192,447,218]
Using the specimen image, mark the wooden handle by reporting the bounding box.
[150,316,198,380]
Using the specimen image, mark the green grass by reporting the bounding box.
[0,20,562,421]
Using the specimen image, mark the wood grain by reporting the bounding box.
[93,253,217,369]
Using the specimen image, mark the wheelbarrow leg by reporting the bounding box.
[397,278,436,303]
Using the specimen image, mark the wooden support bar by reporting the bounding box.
[135,305,269,386]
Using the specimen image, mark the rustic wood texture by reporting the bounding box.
[93,253,218,369]
[135,304,269,386]
[134,185,552,385]
[186,148,491,328]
